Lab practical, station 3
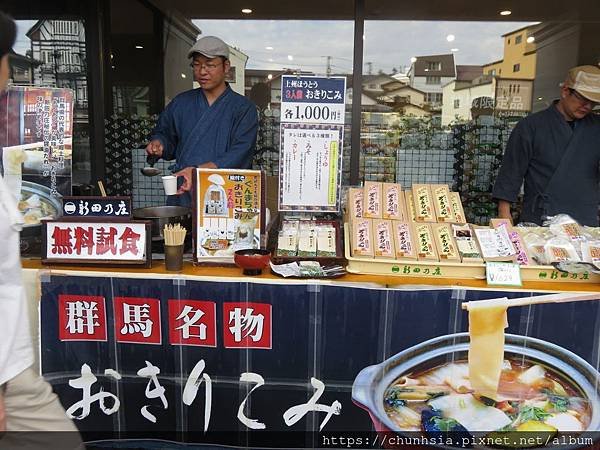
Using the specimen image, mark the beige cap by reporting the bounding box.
[564,65,600,103]
[188,36,229,59]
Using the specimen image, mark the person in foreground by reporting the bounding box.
[492,65,600,226]
[0,10,82,450]
[146,35,258,206]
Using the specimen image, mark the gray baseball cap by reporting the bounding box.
[188,36,229,59]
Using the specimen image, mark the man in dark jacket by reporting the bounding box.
[493,65,600,226]
[146,36,258,206]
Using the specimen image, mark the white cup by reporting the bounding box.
[162,175,178,196]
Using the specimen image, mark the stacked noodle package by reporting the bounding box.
[348,183,469,263]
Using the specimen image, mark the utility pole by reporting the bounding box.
[321,56,332,76]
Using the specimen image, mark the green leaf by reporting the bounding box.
[519,406,552,422]
[432,417,461,432]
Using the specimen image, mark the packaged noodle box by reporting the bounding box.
[490,219,530,265]
[412,184,437,222]
[277,229,298,256]
[452,223,483,263]
[412,222,439,261]
[351,217,374,257]
[363,181,382,218]
[347,187,364,219]
[392,221,417,260]
[382,183,404,220]
[449,192,466,223]
[316,225,337,258]
[431,223,460,262]
[404,190,417,222]
[373,219,395,259]
[431,184,455,222]
[194,168,263,263]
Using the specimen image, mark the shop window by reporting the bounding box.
[14,19,91,184]
[191,18,354,187]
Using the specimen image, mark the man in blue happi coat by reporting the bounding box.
[493,65,600,226]
[146,36,258,206]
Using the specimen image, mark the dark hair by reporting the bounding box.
[0,11,16,59]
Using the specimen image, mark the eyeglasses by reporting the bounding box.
[569,88,598,107]
[190,61,222,71]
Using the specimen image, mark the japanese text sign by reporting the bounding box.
[486,261,523,287]
[281,76,346,125]
[279,76,345,212]
[42,220,151,267]
[62,196,132,218]
[278,124,342,211]
[193,168,264,264]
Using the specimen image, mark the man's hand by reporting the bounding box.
[145,139,164,158]
[174,162,218,194]
[497,200,512,220]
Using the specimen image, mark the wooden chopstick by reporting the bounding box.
[97,180,107,197]
[462,292,600,310]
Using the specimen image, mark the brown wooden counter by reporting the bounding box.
[21,258,600,292]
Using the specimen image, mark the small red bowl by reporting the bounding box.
[234,249,271,276]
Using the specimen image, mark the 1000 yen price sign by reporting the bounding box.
[292,105,333,121]
[283,104,343,124]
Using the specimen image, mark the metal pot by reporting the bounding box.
[132,206,192,241]
[352,333,600,449]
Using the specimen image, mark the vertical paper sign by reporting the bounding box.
[279,76,345,212]
[0,86,74,198]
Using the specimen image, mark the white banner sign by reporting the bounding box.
[279,124,341,210]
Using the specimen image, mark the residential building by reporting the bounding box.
[362,73,398,96]
[442,75,494,125]
[482,24,539,80]
[407,54,456,109]
[8,51,41,85]
[378,84,426,108]
[441,75,533,125]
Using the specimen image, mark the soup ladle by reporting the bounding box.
[141,155,162,177]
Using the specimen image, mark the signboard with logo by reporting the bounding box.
[42,220,151,267]
[279,76,346,212]
[62,196,132,218]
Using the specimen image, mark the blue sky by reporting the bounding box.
[15,19,535,75]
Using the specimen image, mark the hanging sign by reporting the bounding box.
[279,75,346,212]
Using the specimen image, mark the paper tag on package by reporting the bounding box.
[194,168,263,263]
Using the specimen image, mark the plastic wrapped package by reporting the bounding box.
[581,240,600,269]
[543,237,581,263]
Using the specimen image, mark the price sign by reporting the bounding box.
[279,76,346,212]
[280,76,345,125]
[486,261,522,287]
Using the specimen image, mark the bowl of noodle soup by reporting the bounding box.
[352,333,600,449]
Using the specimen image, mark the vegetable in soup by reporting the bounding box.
[384,359,591,435]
